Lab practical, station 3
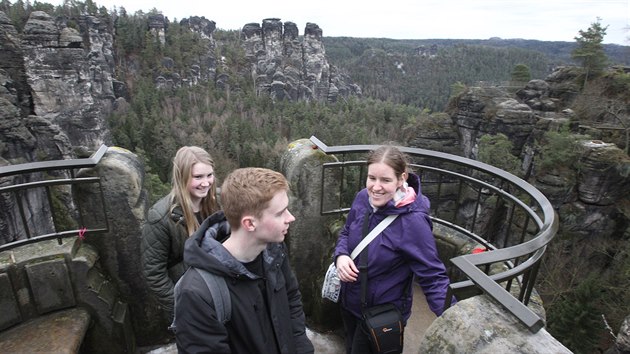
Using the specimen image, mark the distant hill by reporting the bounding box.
[323,37,630,66]
[321,37,630,111]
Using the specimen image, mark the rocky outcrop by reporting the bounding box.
[444,69,630,353]
[607,315,630,354]
[577,140,630,205]
[148,16,362,103]
[279,139,342,328]
[74,147,166,345]
[420,296,571,354]
[0,11,37,162]
[405,112,462,156]
[451,86,536,159]
[21,11,115,149]
[516,79,560,112]
[241,19,361,102]
[151,16,219,90]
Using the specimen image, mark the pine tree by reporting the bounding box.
[511,63,531,84]
[572,18,609,86]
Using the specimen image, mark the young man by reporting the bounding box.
[173,167,314,354]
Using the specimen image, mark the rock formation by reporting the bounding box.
[418,68,630,353]
[420,295,572,354]
[22,11,115,149]
[241,19,361,102]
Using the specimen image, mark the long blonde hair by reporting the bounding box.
[170,146,219,235]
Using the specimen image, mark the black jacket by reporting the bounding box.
[141,195,189,319]
[174,211,314,354]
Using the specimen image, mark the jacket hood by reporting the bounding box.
[184,211,260,280]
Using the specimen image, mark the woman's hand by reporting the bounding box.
[336,255,359,282]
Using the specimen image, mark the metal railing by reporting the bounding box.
[310,136,559,333]
[0,145,110,252]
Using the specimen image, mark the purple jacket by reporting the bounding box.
[333,173,451,320]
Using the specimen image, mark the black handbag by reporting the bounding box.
[361,303,404,354]
[358,212,404,354]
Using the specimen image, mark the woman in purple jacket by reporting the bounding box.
[333,145,453,354]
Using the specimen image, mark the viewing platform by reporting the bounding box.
[0,137,563,353]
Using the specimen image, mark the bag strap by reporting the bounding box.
[358,212,398,308]
[194,267,231,324]
[350,214,398,260]
[359,212,371,308]
[170,267,232,331]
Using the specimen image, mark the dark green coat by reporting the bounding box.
[141,195,189,319]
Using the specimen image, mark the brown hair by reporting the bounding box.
[366,145,408,180]
[220,167,289,231]
[169,146,219,235]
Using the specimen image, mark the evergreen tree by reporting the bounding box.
[572,18,609,86]
[511,63,531,84]
[547,276,604,354]
[478,134,523,177]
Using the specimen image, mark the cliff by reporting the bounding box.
[241,19,360,102]
[0,10,360,163]
[406,66,630,351]
[0,10,116,163]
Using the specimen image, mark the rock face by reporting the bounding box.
[74,147,165,345]
[444,69,630,240]
[1,9,117,159]
[241,19,361,102]
[279,139,343,328]
[450,86,536,160]
[1,10,359,168]
[435,69,630,353]
[609,315,630,354]
[577,140,630,206]
[21,11,115,149]
[0,10,118,245]
[419,296,571,354]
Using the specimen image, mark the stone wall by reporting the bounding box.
[0,238,133,353]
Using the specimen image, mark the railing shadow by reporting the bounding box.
[310,136,559,333]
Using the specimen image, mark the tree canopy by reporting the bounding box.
[571,18,609,85]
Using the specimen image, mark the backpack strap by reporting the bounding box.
[193,267,231,324]
[170,267,231,332]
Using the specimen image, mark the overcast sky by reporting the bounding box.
[45,0,629,45]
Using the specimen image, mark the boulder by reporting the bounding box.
[419,296,571,354]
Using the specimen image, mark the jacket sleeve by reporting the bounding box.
[141,212,176,318]
[401,212,452,316]
[282,246,315,354]
[174,272,230,354]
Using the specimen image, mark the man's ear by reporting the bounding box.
[241,216,256,231]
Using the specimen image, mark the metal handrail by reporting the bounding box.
[0,145,110,252]
[0,145,108,178]
[310,135,559,333]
